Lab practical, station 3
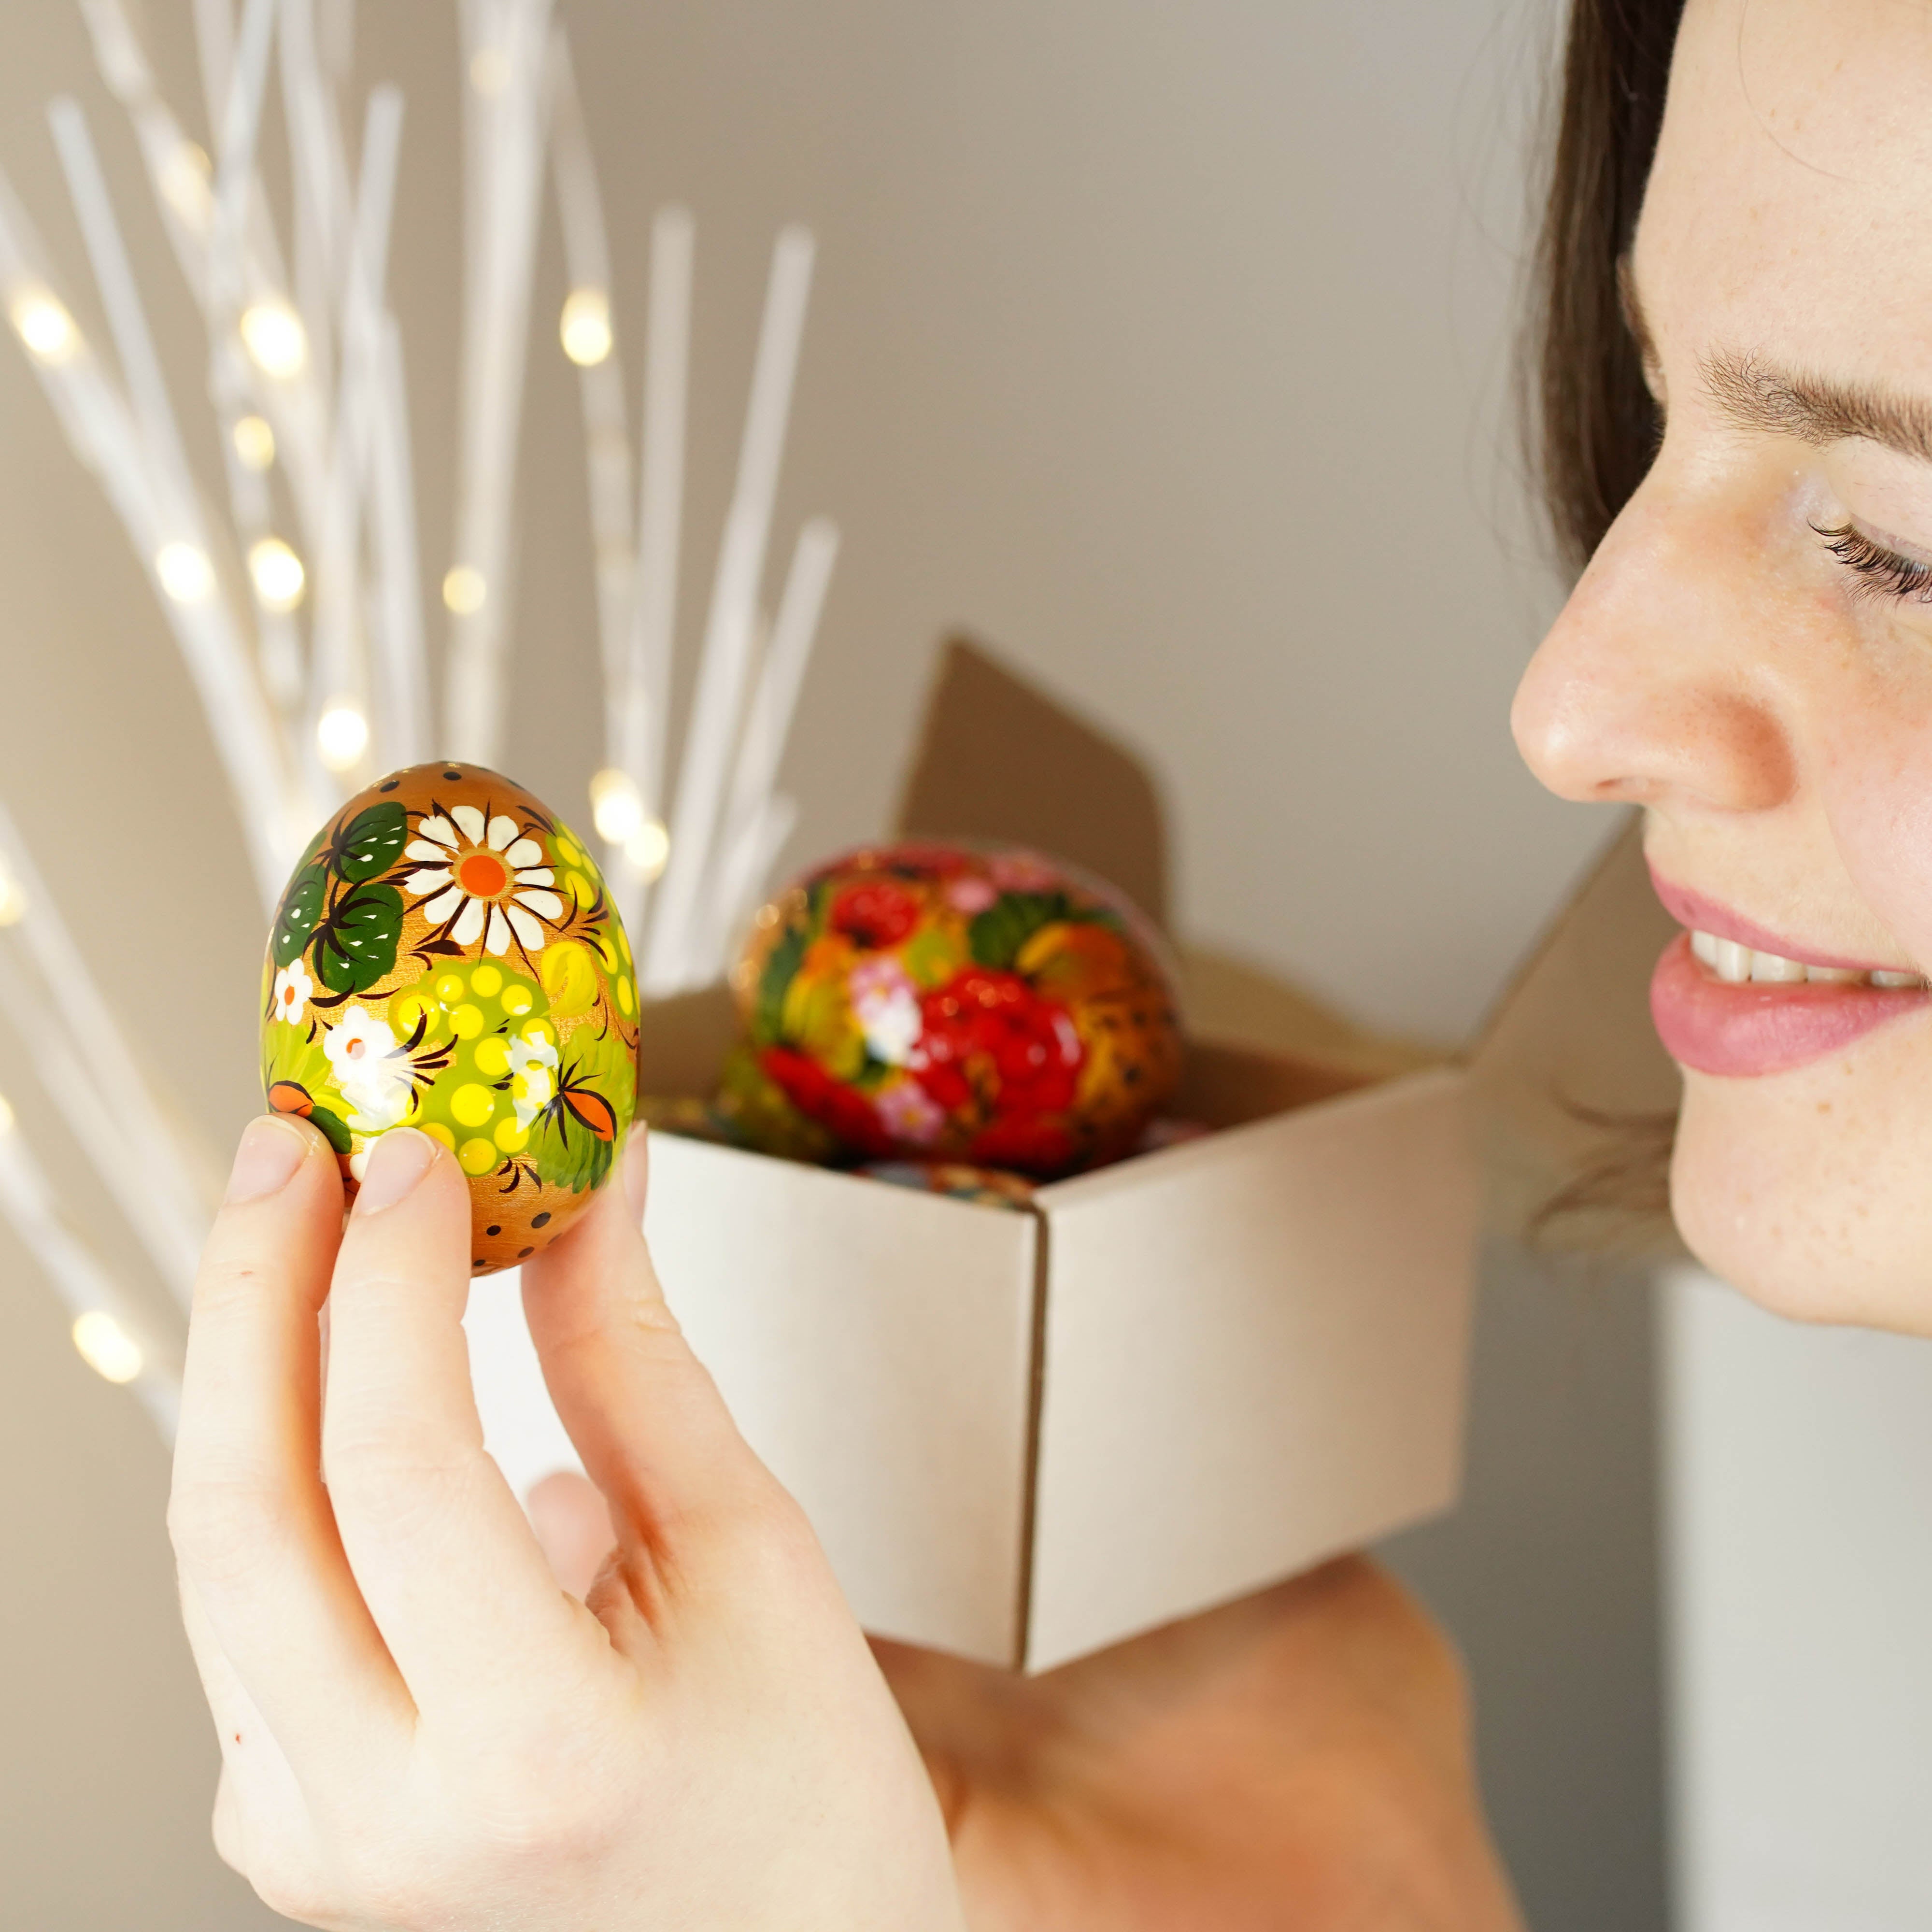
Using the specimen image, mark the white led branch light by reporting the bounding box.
[0,0,838,1436]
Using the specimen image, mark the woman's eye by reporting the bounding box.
[1812,520,1932,603]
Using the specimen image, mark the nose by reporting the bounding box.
[1511,482,1796,814]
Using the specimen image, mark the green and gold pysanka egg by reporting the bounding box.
[259,762,639,1275]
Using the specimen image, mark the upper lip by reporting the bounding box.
[1648,867,1908,975]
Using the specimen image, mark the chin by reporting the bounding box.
[1667,1060,1932,1339]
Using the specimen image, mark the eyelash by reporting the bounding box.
[1812,520,1932,604]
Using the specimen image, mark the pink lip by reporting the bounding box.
[1650,935,1926,1077]
[1647,869,1892,974]
[1646,869,1930,1077]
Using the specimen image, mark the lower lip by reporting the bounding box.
[1650,933,1931,1077]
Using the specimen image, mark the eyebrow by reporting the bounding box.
[1619,254,1932,464]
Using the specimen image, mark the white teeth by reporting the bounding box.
[1750,949,1807,983]
[1690,931,1927,989]
[1711,938,1753,983]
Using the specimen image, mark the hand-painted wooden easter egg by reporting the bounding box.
[732,842,1182,1177]
[260,762,639,1275]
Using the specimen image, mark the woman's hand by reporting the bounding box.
[168,1115,964,1932]
[874,1559,1525,1932]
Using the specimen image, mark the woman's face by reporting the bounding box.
[1513,0,1932,1331]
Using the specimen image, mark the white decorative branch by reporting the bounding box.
[0,805,212,1306]
[444,0,555,765]
[642,225,816,994]
[614,202,694,935]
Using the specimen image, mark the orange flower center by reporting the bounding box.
[457,850,511,899]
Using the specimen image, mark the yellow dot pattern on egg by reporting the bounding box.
[522,1018,556,1047]
[421,1122,455,1152]
[616,973,635,1016]
[473,1036,511,1078]
[495,1118,529,1152]
[459,1137,497,1176]
[451,1083,496,1127]
[450,1003,484,1039]
[392,991,441,1042]
[436,973,466,1004]
[501,983,533,1017]
[471,964,502,997]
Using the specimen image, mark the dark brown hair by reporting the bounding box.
[1526,0,1688,1246]
[1531,0,1685,571]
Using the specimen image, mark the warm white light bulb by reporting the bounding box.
[11,288,78,364]
[0,870,24,927]
[155,541,215,603]
[624,817,671,882]
[249,536,306,612]
[469,46,511,95]
[442,565,487,615]
[317,703,370,773]
[232,413,276,470]
[160,142,213,228]
[240,301,307,379]
[72,1310,142,1385]
[589,768,645,846]
[560,288,612,367]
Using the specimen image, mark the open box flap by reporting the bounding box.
[1465,812,1684,1250]
[893,639,1428,1069]
[895,638,1173,935]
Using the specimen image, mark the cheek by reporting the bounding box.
[1820,696,1932,967]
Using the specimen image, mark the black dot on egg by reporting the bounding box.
[485,1224,501,1237]
[471,1259,484,1270]
[378,777,399,793]
[519,1246,534,1259]
[531,1211,551,1229]
[443,768,463,781]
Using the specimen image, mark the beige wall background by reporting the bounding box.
[0,2,1662,1927]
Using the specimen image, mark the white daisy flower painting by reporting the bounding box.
[322,1003,416,1133]
[270,959,315,1026]
[402,804,567,959]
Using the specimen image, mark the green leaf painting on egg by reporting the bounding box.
[260,1020,353,1154]
[328,801,410,882]
[271,863,327,968]
[754,922,808,1040]
[529,1057,621,1194]
[312,880,404,994]
[967,890,1116,971]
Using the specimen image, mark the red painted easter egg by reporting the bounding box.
[733,843,1182,1177]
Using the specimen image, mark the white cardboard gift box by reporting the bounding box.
[467,641,1679,1672]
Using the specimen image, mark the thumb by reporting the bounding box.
[520,1129,777,1556]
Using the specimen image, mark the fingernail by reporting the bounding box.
[622,1126,650,1220]
[354,1127,436,1215]
[226,1114,310,1203]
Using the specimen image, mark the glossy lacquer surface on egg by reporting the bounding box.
[735,842,1181,1177]
[260,763,639,1275]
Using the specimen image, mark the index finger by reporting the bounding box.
[170,1114,409,1766]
